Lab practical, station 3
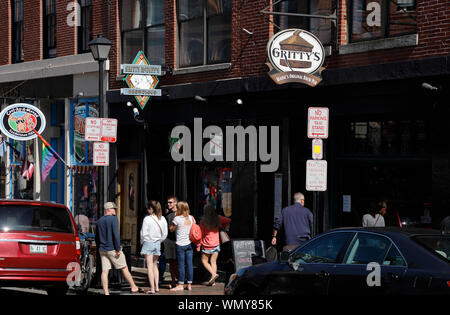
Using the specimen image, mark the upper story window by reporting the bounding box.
[275,0,332,46]
[78,0,93,53]
[12,0,24,63]
[349,0,417,42]
[120,0,165,66]
[177,0,231,68]
[44,0,57,58]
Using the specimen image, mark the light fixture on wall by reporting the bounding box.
[194,95,207,102]
[421,82,440,91]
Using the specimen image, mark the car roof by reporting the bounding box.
[0,199,68,209]
[328,227,444,238]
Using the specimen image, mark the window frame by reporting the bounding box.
[43,0,57,59]
[120,0,166,66]
[176,0,232,68]
[348,0,417,43]
[11,0,24,63]
[78,0,93,54]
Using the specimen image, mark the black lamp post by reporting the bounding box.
[89,34,112,214]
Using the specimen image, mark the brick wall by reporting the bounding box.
[23,0,42,62]
[56,0,77,57]
[0,1,11,65]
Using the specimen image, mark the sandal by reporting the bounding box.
[146,290,156,294]
[131,287,145,294]
[207,274,219,286]
[170,285,184,292]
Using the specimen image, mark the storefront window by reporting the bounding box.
[200,166,232,217]
[10,140,34,200]
[343,119,428,155]
[275,0,332,46]
[349,0,417,42]
[71,99,99,233]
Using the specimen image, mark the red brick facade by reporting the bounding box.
[0,0,448,89]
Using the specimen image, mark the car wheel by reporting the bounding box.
[46,284,69,296]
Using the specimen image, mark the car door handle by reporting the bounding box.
[316,270,330,277]
[384,272,399,280]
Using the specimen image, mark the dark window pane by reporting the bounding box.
[310,0,332,45]
[122,30,144,64]
[388,0,417,37]
[178,0,203,21]
[146,26,165,66]
[207,14,231,63]
[146,0,165,26]
[383,245,406,266]
[179,19,204,67]
[413,235,450,262]
[121,0,142,30]
[351,0,385,41]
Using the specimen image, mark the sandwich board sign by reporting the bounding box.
[306,160,327,191]
[307,107,329,139]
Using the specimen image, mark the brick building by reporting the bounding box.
[0,1,448,253]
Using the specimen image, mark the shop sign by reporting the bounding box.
[121,50,160,110]
[0,103,46,141]
[266,29,325,87]
[307,107,329,139]
[85,118,118,142]
[306,160,327,191]
[93,142,109,166]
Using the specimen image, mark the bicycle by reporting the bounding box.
[74,231,96,295]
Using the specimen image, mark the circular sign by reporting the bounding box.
[0,103,46,141]
[267,29,325,74]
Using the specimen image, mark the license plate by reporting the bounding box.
[30,244,47,254]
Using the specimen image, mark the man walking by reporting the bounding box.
[163,195,179,288]
[96,202,141,295]
[272,192,313,251]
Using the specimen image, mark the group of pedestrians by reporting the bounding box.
[95,195,230,295]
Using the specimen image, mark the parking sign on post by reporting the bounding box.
[307,107,329,139]
[93,142,109,166]
[306,160,327,191]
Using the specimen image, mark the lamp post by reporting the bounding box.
[89,34,112,214]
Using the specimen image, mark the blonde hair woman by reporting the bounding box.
[140,200,168,294]
[199,205,231,286]
[169,201,195,291]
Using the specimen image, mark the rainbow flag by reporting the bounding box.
[41,143,58,182]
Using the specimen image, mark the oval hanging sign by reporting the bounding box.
[0,103,46,141]
[266,29,326,87]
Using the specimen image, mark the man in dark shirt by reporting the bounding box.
[163,195,179,288]
[272,192,313,251]
[96,202,141,295]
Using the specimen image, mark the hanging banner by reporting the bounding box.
[266,29,325,87]
[0,103,46,141]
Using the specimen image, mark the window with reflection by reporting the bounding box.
[341,119,429,155]
[177,0,231,67]
[290,232,353,264]
[121,0,165,66]
[343,233,392,265]
[349,0,417,42]
[274,0,332,46]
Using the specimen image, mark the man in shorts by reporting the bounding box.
[96,202,141,295]
[163,195,179,288]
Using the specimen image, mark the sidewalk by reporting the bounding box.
[84,266,225,295]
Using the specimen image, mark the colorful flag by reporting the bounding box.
[41,143,58,182]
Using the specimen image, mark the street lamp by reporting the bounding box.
[89,34,112,214]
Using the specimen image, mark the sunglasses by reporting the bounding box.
[168,201,174,204]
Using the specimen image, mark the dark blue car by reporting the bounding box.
[225,228,450,295]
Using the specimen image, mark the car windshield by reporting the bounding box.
[0,205,74,234]
[412,235,450,262]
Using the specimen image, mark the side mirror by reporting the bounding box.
[279,251,290,263]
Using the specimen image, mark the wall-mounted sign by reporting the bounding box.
[121,50,160,110]
[266,29,325,87]
[0,103,46,141]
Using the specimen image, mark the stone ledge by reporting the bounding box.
[339,34,418,55]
